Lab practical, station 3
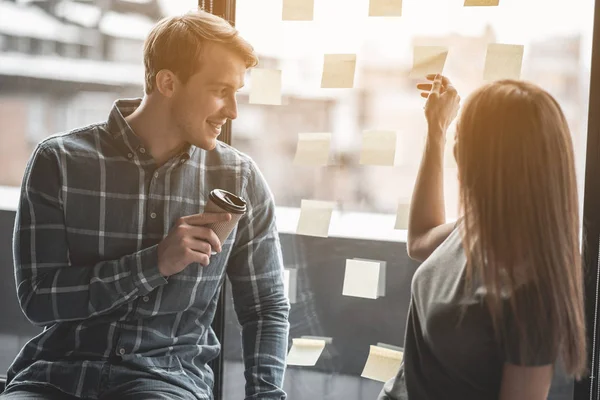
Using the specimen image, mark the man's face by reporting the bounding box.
[170,42,247,151]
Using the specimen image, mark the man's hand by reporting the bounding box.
[157,213,232,277]
[417,74,461,139]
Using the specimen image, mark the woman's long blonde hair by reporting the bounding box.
[456,80,586,378]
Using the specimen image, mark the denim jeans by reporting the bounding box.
[1,362,199,400]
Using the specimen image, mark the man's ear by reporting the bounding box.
[155,69,178,98]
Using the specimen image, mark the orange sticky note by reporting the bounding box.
[464,0,499,5]
[409,46,448,79]
[297,200,335,237]
[287,338,326,366]
[321,54,357,88]
[483,43,524,81]
[369,0,402,16]
[362,345,404,382]
[282,0,314,21]
[249,68,282,105]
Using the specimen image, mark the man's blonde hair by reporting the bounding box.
[143,10,259,94]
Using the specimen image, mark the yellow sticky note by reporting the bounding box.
[343,259,386,299]
[282,0,314,21]
[294,133,331,166]
[369,0,402,16]
[283,268,298,304]
[249,68,282,105]
[483,43,524,81]
[297,200,335,237]
[464,0,499,5]
[394,203,410,230]
[361,345,404,382]
[321,54,357,89]
[409,46,448,79]
[287,338,326,366]
[360,130,399,166]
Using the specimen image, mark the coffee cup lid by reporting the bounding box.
[209,189,247,214]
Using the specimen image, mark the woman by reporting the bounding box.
[378,75,587,400]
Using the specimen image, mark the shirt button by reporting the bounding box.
[118,348,126,356]
[153,172,159,179]
[150,212,157,219]
[127,153,133,159]
[139,147,146,154]
[180,158,186,164]
[143,296,150,302]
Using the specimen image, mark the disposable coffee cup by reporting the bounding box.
[204,189,247,254]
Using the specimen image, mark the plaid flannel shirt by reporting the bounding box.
[7,99,290,399]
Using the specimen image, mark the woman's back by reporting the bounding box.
[381,75,587,400]
[382,227,557,400]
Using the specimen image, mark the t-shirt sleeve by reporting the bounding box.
[500,285,558,366]
[378,365,409,400]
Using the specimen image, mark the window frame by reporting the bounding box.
[216,1,600,400]
[575,0,600,398]
[205,3,236,400]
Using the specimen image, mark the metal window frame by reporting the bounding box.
[200,2,236,400]
[575,0,600,398]
[207,0,600,399]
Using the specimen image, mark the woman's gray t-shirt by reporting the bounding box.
[378,227,556,400]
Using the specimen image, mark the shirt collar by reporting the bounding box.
[105,98,196,160]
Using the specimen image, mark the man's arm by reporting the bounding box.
[226,161,290,400]
[14,144,168,326]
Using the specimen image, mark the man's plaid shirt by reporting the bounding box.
[7,99,290,399]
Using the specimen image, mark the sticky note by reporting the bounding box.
[321,54,357,89]
[360,130,399,166]
[361,345,404,382]
[294,133,331,166]
[409,46,448,79]
[464,0,499,5]
[282,0,314,21]
[296,200,335,237]
[369,0,402,16]
[483,43,524,81]
[287,338,326,366]
[343,259,386,299]
[394,203,410,230]
[249,68,282,105]
[302,335,333,343]
[283,268,298,304]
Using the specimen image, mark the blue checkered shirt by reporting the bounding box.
[7,99,290,399]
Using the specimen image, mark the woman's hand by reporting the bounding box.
[417,74,461,139]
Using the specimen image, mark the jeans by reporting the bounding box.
[1,362,199,400]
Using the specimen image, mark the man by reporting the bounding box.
[2,9,290,400]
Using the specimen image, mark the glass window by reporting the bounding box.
[225,0,595,399]
[0,0,196,375]
[0,0,195,188]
